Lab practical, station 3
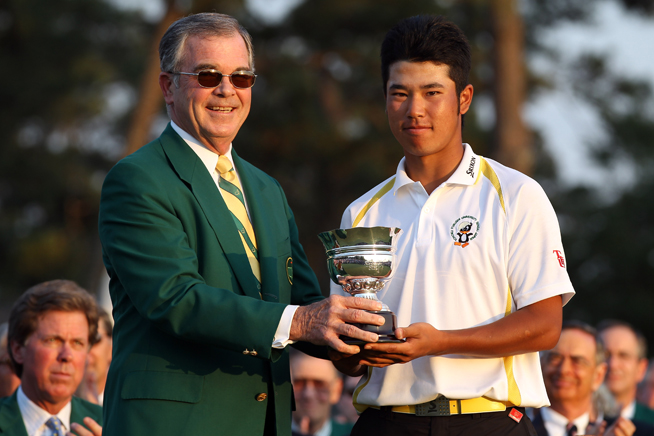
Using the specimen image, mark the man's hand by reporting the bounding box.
[330,295,563,369]
[67,418,102,436]
[290,295,384,354]
[328,348,367,377]
[602,417,636,436]
[327,323,438,373]
[356,322,439,366]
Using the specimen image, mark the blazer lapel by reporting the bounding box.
[158,124,261,299]
[0,393,29,436]
[530,408,549,436]
[233,150,282,303]
[69,397,82,425]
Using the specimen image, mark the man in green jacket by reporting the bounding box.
[98,12,382,436]
[0,280,103,436]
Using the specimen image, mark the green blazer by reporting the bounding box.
[0,392,102,435]
[635,402,654,426]
[99,124,324,436]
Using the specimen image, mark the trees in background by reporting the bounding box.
[1,0,654,348]
[522,0,654,336]
[0,0,152,304]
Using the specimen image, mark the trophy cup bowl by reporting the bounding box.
[318,226,402,344]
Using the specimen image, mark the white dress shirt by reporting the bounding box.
[621,400,636,419]
[541,407,591,436]
[291,419,332,436]
[170,121,298,348]
[16,386,72,436]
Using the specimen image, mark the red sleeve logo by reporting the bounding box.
[553,250,565,268]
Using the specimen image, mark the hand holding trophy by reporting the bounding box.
[318,226,402,344]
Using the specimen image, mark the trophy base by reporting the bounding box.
[340,310,404,345]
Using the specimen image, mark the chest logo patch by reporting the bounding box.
[450,215,479,248]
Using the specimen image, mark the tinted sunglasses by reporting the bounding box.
[168,69,257,89]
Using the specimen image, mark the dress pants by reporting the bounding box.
[351,406,538,436]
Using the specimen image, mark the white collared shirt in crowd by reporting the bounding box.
[16,386,71,436]
[541,407,591,436]
[291,419,332,436]
[621,400,636,419]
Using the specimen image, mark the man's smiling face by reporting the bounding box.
[160,33,252,155]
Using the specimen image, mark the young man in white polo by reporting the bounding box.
[330,15,576,435]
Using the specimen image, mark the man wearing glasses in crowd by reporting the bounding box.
[98,12,384,436]
[534,321,639,436]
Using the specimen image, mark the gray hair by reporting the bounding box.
[159,13,255,87]
[563,320,607,366]
[540,320,608,367]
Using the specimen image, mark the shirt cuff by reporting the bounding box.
[272,305,299,349]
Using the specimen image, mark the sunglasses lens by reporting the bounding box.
[230,72,256,89]
[197,71,222,87]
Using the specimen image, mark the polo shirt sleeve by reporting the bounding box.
[505,177,575,309]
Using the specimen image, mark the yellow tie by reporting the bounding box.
[216,155,261,283]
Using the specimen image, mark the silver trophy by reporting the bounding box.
[318,226,402,344]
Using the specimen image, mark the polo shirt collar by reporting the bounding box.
[392,143,480,196]
[392,157,417,195]
[16,385,72,436]
[444,143,480,186]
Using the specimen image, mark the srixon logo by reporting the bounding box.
[553,250,565,268]
[466,156,476,178]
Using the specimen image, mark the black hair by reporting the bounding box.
[381,15,471,97]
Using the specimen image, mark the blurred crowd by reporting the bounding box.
[2,280,654,435]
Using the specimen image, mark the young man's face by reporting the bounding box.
[385,61,472,163]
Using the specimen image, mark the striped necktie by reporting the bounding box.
[566,423,577,436]
[45,416,65,436]
[216,155,261,283]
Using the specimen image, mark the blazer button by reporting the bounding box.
[250,350,258,357]
[256,393,268,402]
[243,349,250,355]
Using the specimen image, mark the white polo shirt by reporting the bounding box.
[330,143,575,409]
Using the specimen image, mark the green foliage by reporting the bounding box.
[2,0,654,355]
[0,0,152,302]
[237,0,498,287]
[545,42,654,350]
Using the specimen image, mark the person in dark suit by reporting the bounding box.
[638,362,654,412]
[0,280,103,436]
[598,320,654,426]
[533,321,643,436]
[98,12,383,436]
